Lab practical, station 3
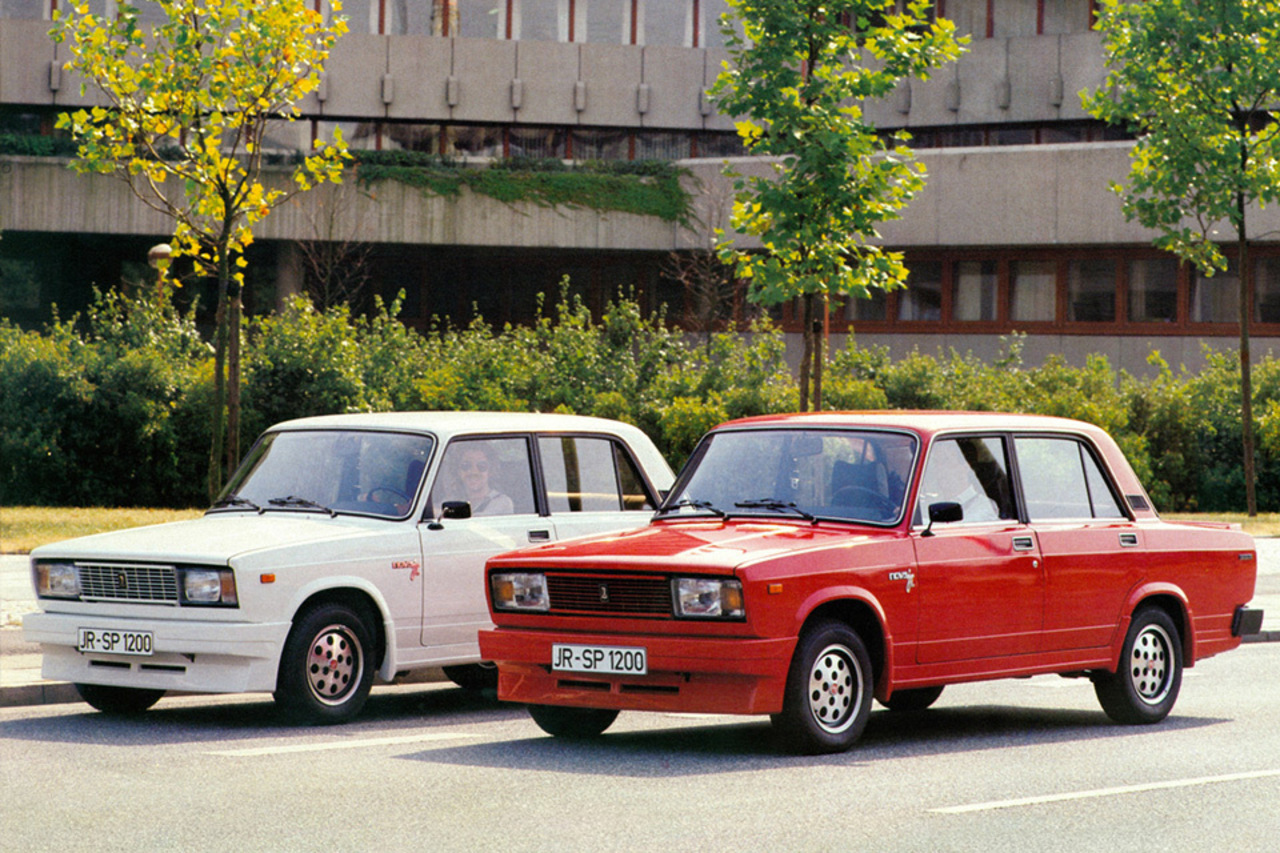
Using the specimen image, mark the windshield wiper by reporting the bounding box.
[209,496,263,514]
[655,498,726,518]
[734,498,817,524]
[267,495,338,517]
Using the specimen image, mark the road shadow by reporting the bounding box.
[0,681,520,747]
[402,704,1228,778]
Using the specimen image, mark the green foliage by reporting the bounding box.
[710,0,966,306]
[8,284,1280,513]
[353,152,693,224]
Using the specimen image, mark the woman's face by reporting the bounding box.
[459,448,491,500]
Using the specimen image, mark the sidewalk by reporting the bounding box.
[4,551,1280,710]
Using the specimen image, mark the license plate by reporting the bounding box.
[552,643,647,675]
[77,628,154,656]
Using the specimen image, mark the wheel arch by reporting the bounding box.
[1119,585,1193,668]
[289,585,390,678]
[795,592,889,699]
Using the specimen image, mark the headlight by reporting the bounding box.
[673,577,745,619]
[490,572,549,612]
[179,568,238,607]
[35,562,81,599]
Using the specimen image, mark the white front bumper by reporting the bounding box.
[23,611,292,694]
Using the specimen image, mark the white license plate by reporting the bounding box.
[77,628,154,656]
[552,643,647,675]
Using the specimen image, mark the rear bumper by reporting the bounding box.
[479,627,795,715]
[1233,605,1265,638]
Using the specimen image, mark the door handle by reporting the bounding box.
[1119,532,1139,547]
[528,529,551,542]
[1012,535,1035,551]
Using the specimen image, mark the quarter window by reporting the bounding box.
[1015,437,1126,520]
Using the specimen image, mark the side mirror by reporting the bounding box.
[442,501,472,520]
[427,501,473,531]
[922,501,963,537]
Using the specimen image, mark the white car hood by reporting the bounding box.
[29,513,392,565]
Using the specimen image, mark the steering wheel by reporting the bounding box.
[832,486,898,520]
[367,486,411,505]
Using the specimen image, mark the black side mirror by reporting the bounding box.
[442,501,472,520]
[922,501,963,537]
[427,500,472,531]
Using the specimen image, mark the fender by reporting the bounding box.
[286,576,400,681]
[792,584,895,697]
[1114,581,1194,668]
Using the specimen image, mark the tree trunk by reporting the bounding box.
[1238,220,1257,516]
[208,281,227,504]
[812,295,825,411]
[227,282,242,479]
[798,294,814,412]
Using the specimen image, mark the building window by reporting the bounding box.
[635,131,691,160]
[847,287,888,323]
[1256,257,1280,323]
[1041,0,1093,35]
[945,0,988,38]
[899,261,943,322]
[456,0,503,37]
[639,0,692,46]
[1127,257,1178,323]
[991,0,1036,38]
[585,0,631,42]
[1190,260,1239,324]
[953,260,998,322]
[1011,259,1056,322]
[1067,258,1116,322]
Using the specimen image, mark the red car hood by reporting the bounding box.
[488,519,900,574]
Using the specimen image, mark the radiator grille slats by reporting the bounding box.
[546,574,671,616]
[78,563,180,604]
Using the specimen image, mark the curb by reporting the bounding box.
[1243,630,1280,644]
[0,681,81,709]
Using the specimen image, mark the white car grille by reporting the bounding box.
[77,563,180,604]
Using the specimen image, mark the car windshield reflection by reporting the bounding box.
[212,430,434,520]
[666,429,918,525]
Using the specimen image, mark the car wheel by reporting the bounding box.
[771,619,874,755]
[443,662,499,692]
[527,704,620,738]
[274,602,375,725]
[75,683,165,715]
[882,685,944,712]
[1093,605,1183,725]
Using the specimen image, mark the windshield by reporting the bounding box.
[214,430,435,519]
[662,428,918,525]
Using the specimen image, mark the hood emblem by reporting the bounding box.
[599,584,610,603]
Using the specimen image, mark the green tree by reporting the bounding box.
[709,0,964,410]
[52,0,350,501]
[1084,0,1280,516]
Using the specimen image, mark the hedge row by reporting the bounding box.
[1,285,1275,511]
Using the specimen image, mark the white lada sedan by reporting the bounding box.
[24,412,674,723]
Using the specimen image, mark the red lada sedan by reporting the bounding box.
[479,412,1264,754]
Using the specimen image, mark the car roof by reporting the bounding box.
[716,410,1110,439]
[271,410,647,440]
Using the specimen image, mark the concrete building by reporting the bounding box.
[3,0,1279,372]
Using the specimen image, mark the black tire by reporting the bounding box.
[274,602,376,725]
[75,683,165,715]
[527,704,620,738]
[443,662,499,692]
[882,685,944,712]
[771,619,874,755]
[1093,606,1183,725]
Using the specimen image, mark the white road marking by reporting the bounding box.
[208,732,479,757]
[932,768,1280,814]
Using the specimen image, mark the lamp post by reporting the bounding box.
[147,242,172,299]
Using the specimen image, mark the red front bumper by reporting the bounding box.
[479,627,796,715]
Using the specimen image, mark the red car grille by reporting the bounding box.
[546,574,672,616]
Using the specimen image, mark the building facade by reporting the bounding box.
[3,0,1279,372]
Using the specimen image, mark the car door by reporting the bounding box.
[911,435,1046,663]
[1014,434,1140,652]
[536,434,660,542]
[414,435,556,661]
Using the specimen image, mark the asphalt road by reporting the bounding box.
[2,642,1278,853]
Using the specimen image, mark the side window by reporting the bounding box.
[1016,437,1126,521]
[916,437,1016,524]
[429,437,536,517]
[538,436,655,512]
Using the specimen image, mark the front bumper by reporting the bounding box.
[479,627,795,716]
[23,610,291,694]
